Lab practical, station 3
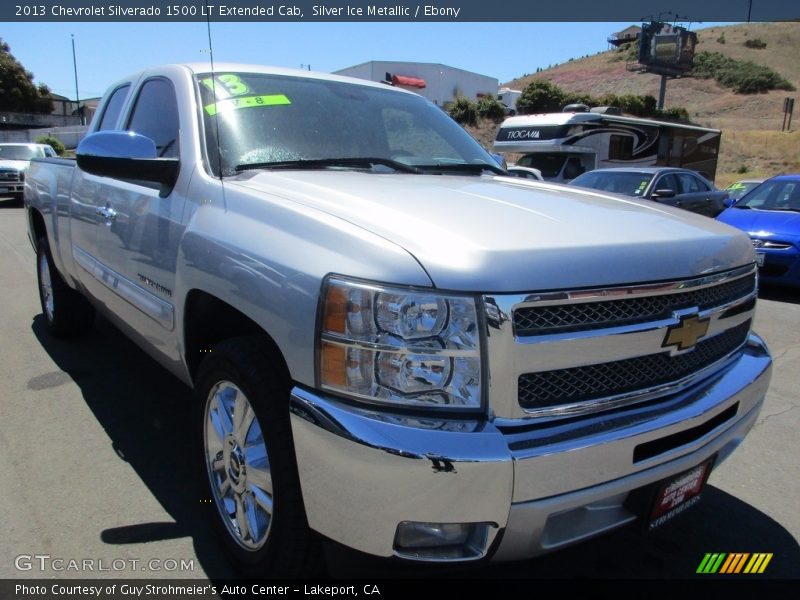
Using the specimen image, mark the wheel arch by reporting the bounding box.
[28,207,47,254]
[183,289,291,387]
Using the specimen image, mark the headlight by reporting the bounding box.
[318,277,482,411]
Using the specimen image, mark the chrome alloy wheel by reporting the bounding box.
[38,250,54,322]
[204,381,274,550]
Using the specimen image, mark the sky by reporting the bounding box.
[0,20,733,101]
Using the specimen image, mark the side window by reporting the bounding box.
[96,85,130,131]
[608,134,633,160]
[677,173,707,193]
[655,173,679,193]
[126,79,180,158]
[775,183,799,208]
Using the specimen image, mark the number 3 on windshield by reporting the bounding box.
[200,74,250,99]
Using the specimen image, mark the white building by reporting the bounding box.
[334,61,499,108]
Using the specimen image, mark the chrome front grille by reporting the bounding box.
[483,264,759,422]
[513,272,756,336]
[518,320,751,410]
[0,169,22,182]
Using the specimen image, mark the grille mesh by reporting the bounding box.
[514,273,755,336]
[518,320,751,410]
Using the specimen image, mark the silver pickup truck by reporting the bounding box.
[25,63,772,575]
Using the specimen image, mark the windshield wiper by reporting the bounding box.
[414,162,507,176]
[235,157,422,174]
[769,207,800,213]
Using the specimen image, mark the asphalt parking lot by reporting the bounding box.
[0,199,798,581]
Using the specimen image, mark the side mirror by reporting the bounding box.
[723,197,736,208]
[77,131,179,190]
[651,188,676,199]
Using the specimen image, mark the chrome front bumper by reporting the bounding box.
[289,334,771,562]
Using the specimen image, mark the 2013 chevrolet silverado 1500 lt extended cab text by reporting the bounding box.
[25,63,772,575]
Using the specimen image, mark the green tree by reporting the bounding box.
[0,39,54,113]
[744,38,767,49]
[563,92,594,108]
[692,51,794,94]
[513,79,690,122]
[476,95,506,121]
[35,135,65,155]
[448,96,477,125]
[516,80,566,114]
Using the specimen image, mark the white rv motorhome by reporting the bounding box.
[494,110,721,183]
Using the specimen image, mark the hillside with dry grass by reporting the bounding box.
[472,22,800,186]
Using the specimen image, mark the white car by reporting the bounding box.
[0,143,57,201]
[506,165,544,180]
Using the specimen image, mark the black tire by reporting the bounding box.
[195,336,319,577]
[36,236,95,337]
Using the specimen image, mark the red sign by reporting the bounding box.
[649,458,714,529]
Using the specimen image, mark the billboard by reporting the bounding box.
[638,21,698,74]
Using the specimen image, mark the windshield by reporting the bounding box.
[0,145,41,161]
[195,72,496,177]
[736,179,800,211]
[570,171,654,197]
[726,180,761,200]
[516,153,568,178]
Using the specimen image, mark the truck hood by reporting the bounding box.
[0,159,27,170]
[232,171,754,292]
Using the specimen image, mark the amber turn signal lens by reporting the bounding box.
[320,342,347,388]
[323,284,348,335]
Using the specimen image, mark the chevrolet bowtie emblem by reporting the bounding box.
[663,315,710,351]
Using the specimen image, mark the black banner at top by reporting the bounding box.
[2,0,799,22]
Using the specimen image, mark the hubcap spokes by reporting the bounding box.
[205,382,273,550]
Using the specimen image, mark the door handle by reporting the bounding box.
[96,206,117,222]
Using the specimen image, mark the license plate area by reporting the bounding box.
[647,457,714,530]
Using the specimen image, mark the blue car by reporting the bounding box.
[717,174,800,287]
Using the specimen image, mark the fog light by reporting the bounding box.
[393,521,492,561]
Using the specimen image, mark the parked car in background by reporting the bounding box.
[569,167,728,217]
[506,165,543,180]
[0,143,58,202]
[717,174,800,287]
[725,178,765,202]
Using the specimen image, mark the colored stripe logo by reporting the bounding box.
[697,553,773,574]
[204,94,292,115]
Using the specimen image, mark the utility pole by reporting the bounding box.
[71,34,83,125]
[658,75,668,110]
